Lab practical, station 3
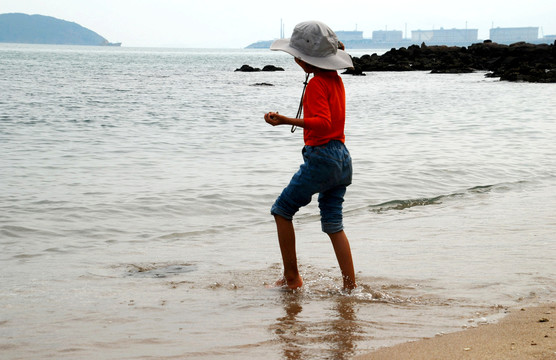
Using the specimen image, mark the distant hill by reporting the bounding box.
[0,13,120,46]
[245,40,274,49]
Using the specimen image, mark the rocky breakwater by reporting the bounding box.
[345,41,556,82]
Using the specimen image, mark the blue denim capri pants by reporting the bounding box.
[271,140,352,234]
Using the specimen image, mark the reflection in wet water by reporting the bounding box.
[273,291,362,360]
[275,293,304,360]
[327,297,361,360]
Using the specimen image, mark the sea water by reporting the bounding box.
[0,44,555,359]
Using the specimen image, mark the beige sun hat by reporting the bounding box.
[270,20,354,70]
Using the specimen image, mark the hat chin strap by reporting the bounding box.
[291,73,311,133]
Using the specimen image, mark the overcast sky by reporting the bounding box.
[3,0,555,47]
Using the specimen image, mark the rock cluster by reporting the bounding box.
[345,41,556,82]
[235,64,284,72]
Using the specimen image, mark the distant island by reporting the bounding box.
[0,13,121,46]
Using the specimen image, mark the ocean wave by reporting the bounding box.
[362,181,528,214]
[0,225,62,239]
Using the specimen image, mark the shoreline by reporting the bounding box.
[355,303,556,360]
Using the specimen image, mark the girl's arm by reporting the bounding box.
[264,112,304,128]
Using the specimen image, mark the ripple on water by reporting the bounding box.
[124,262,197,278]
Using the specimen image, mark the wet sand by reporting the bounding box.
[356,303,556,360]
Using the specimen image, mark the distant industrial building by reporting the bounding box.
[335,31,363,41]
[372,30,403,43]
[412,28,478,45]
[544,35,556,43]
[412,30,433,43]
[489,27,538,44]
[259,24,551,50]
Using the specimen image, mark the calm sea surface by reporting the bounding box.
[1,44,555,359]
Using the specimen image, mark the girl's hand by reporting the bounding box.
[264,112,282,126]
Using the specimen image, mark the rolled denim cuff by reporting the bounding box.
[321,221,343,234]
[270,203,293,221]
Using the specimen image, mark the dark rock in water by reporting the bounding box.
[235,64,261,72]
[343,66,366,76]
[235,64,284,72]
[431,67,475,74]
[499,67,556,83]
[474,42,556,82]
[262,65,284,72]
[251,83,274,86]
[348,41,556,82]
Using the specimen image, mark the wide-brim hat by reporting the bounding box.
[270,21,354,70]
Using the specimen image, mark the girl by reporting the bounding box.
[264,20,356,291]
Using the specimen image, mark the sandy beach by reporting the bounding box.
[356,303,556,360]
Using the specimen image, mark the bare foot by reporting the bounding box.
[342,282,357,292]
[342,276,357,292]
[275,275,303,290]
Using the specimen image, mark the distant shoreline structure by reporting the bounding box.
[247,26,556,49]
[101,40,122,47]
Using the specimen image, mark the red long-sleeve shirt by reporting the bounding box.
[302,71,346,146]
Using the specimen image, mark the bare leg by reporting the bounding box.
[274,215,303,289]
[328,230,356,290]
